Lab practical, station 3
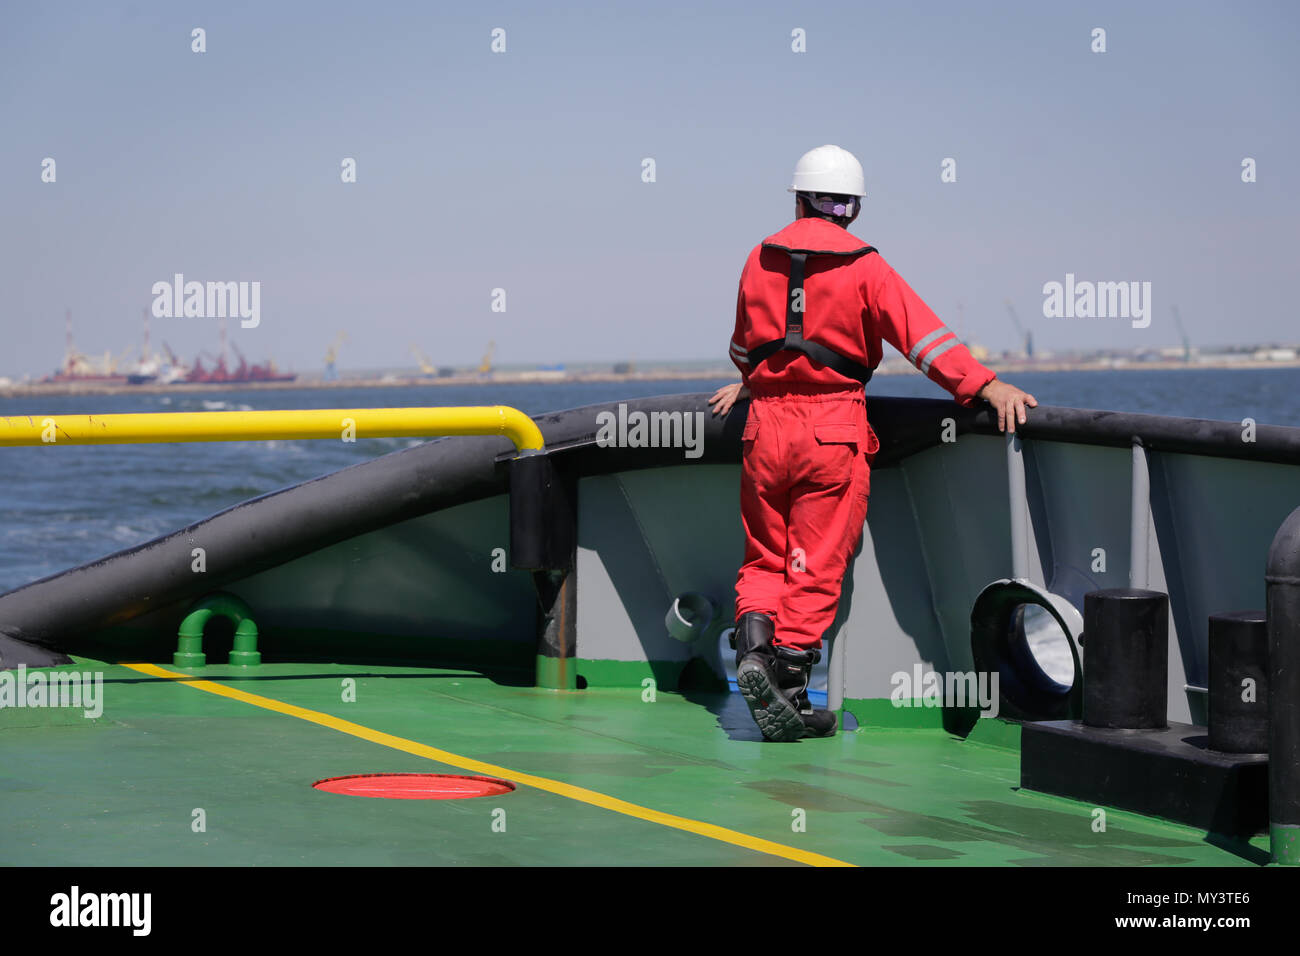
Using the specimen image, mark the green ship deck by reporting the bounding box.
[0,658,1268,867]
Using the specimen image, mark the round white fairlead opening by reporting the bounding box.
[971,579,1084,721]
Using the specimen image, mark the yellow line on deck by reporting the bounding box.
[122,662,854,868]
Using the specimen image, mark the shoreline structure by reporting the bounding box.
[2,356,1298,398]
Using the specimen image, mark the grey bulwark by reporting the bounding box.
[1,394,1297,669]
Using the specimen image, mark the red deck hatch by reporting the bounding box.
[312,773,515,800]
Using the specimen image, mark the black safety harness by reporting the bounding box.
[746,242,879,385]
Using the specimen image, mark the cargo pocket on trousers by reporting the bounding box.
[813,422,859,450]
[813,423,860,482]
[741,413,759,455]
[811,421,873,504]
[861,423,880,502]
[864,422,881,463]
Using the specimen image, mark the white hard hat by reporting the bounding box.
[788,144,866,197]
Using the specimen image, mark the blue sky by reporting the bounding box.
[2,1,1296,377]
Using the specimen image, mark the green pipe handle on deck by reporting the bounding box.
[174,592,261,667]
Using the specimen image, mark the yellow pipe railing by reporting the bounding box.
[0,406,545,453]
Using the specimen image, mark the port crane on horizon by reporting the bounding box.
[1171,306,1192,364]
[44,309,127,382]
[409,344,436,376]
[324,332,347,381]
[1004,300,1034,359]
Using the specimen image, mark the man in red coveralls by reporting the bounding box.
[708,145,1037,742]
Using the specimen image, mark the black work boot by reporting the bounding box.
[772,646,838,738]
[732,613,807,742]
[730,611,775,667]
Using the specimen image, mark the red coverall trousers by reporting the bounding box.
[735,384,878,651]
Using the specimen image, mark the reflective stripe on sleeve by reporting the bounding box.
[906,328,953,364]
[919,336,960,374]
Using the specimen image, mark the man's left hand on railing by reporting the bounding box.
[978,379,1038,434]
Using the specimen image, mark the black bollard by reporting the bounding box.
[1266,506,1300,866]
[1207,611,1269,754]
[1083,588,1169,729]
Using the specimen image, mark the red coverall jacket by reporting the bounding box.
[729,217,996,650]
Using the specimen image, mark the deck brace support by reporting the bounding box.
[509,452,578,689]
[1265,506,1300,865]
[1129,440,1151,589]
[1007,431,1031,582]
